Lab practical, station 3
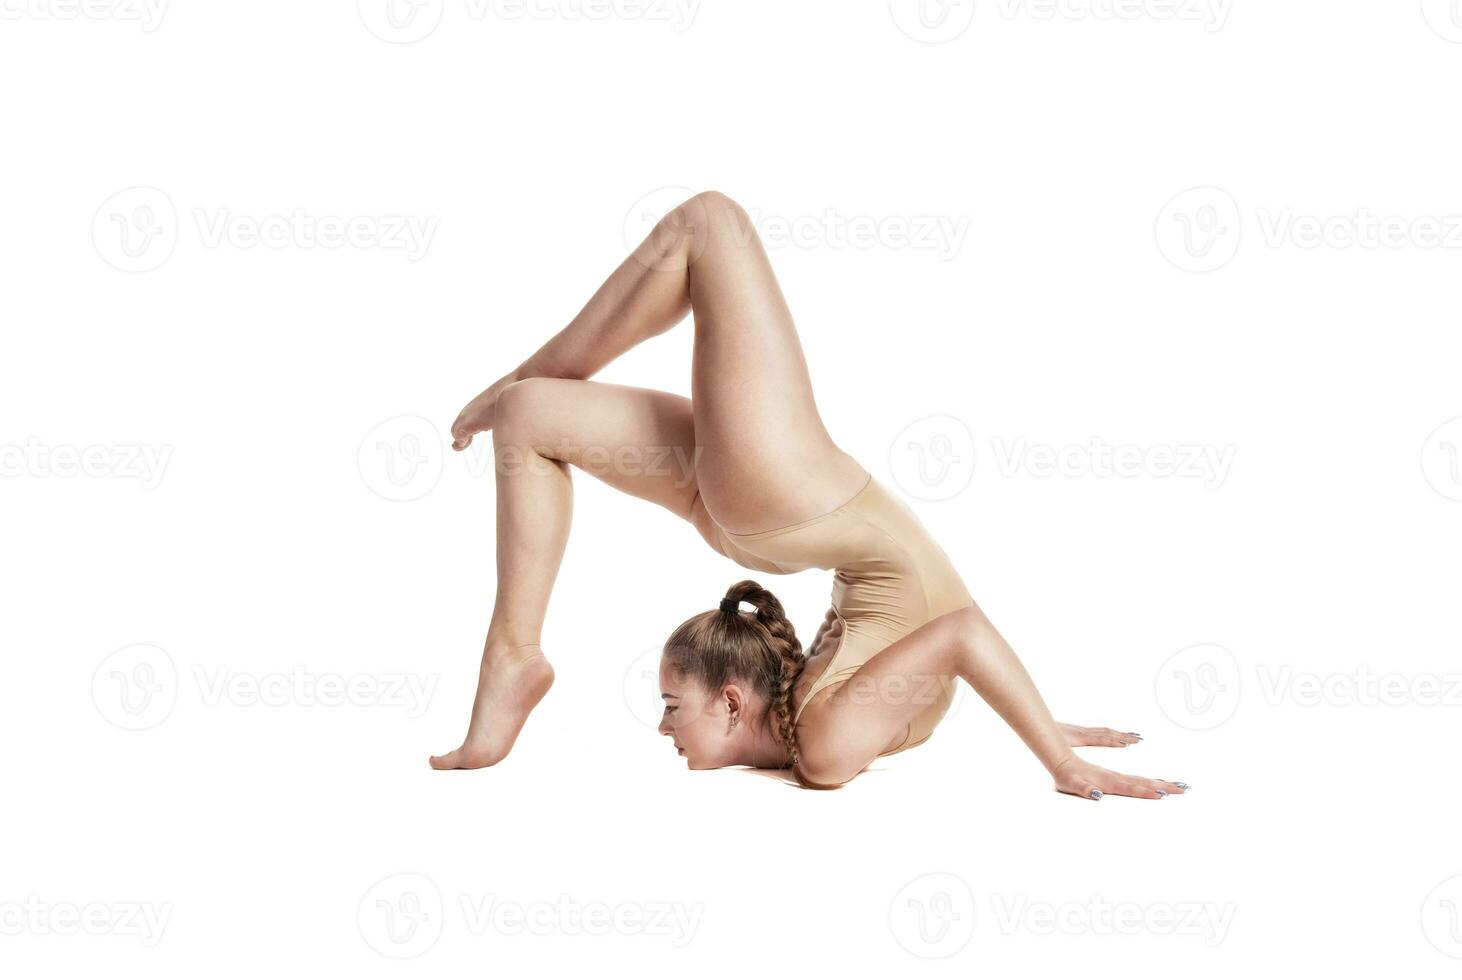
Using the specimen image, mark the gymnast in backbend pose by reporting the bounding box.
[429,191,1188,799]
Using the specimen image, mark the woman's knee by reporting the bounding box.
[668,190,752,248]
[492,377,558,442]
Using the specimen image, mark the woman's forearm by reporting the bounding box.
[958,604,1076,774]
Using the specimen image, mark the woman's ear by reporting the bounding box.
[721,684,747,732]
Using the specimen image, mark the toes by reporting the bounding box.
[429,750,460,770]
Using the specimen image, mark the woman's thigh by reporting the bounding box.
[678,192,866,532]
[495,377,714,536]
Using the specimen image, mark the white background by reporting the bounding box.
[3,0,1461,975]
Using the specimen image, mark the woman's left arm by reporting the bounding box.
[794,603,1187,800]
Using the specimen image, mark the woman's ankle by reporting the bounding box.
[484,637,545,666]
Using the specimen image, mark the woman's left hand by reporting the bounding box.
[1051,755,1189,801]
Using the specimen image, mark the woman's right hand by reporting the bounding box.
[1050,755,1189,801]
[450,369,522,451]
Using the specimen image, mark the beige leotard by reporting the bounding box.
[703,472,973,755]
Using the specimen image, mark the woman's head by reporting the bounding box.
[657,580,805,770]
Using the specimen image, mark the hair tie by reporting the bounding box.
[719,597,741,614]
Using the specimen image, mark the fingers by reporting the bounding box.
[1101,774,1187,799]
[1067,726,1144,748]
[1056,762,1189,801]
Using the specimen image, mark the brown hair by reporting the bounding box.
[662,579,807,766]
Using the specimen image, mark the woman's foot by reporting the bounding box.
[1058,722,1142,748]
[429,644,555,770]
[1051,755,1188,801]
[449,368,522,451]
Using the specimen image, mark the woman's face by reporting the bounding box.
[657,658,734,770]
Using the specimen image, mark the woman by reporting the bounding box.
[429,191,1187,799]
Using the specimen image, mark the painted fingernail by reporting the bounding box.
[1155,789,1168,798]
[1089,789,1103,800]
[1127,732,1142,737]
[1174,782,1189,790]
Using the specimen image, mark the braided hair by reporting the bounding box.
[662,580,807,766]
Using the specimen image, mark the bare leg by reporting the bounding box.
[450,190,866,532]
[793,604,1188,800]
[435,191,867,768]
[431,381,708,769]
